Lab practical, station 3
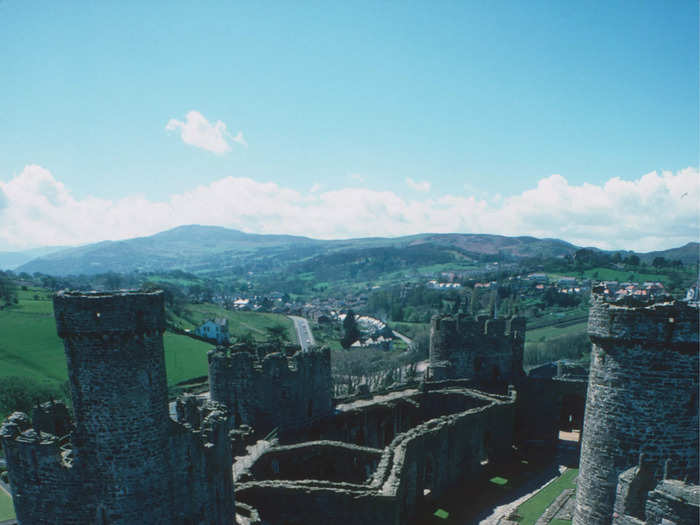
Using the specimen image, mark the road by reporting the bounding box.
[392,330,412,345]
[288,316,315,352]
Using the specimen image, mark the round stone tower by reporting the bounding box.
[53,290,172,524]
[573,291,699,525]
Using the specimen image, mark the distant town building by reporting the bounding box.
[195,318,230,343]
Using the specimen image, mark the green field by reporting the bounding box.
[0,488,15,521]
[514,468,578,525]
[525,321,587,344]
[0,288,221,389]
[171,303,295,344]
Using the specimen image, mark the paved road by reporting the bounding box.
[288,316,315,352]
[392,330,412,345]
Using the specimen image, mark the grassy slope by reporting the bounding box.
[525,321,588,344]
[0,489,15,521]
[0,288,214,387]
[515,468,578,524]
[180,303,296,343]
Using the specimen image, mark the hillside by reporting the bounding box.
[637,242,699,266]
[17,225,581,276]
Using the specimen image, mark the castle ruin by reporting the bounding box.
[1,289,698,525]
[208,344,332,440]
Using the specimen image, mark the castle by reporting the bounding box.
[1,288,698,525]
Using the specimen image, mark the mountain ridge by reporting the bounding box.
[13,225,698,276]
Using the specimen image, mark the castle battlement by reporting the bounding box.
[428,313,526,382]
[54,289,165,337]
[208,343,332,440]
[588,289,699,352]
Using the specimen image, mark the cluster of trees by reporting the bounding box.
[0,271,17,307]
[331,346,425,397]
[523,333,590,368]
[367,284,462,323]
[0,377,67,421]
[341,310,362,348]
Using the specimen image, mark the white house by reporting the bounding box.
[195,318,229,344]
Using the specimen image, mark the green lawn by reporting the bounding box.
[514,468,578,525]
[0,288,217,388]
[0,488,15,521]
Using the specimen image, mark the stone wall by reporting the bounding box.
[235,386,517,525]
[323,388,492,449]
[249,441,382,484]
[515,377,587,449]
[428,313,525,383]
[612,463,699,525]
[1,290,236,525]
[573,292,699,525]
[208,344,333,439]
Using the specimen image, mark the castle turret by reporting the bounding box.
[573,291,699,525]
[54,290,173,523]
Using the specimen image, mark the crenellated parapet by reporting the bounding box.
[54,289,165,338]
[428,313,526,382]
[573,291,699,525]
[1,412,89,523]
[208,343,333,439]
[588,288,699,352]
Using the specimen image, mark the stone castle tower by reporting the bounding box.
[573,290,699,525]
[208,343,332,440]
[1,291,235,524]
[427,313,526,383]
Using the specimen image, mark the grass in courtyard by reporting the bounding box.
[489,476,509,486]
[549,520,572,525]
[0,489,15,521]
[513,468,578,525]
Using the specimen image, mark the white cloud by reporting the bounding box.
[310,183,321,193]
[406,178,431,192]
[0,165,697,252]
[165,110,246,154]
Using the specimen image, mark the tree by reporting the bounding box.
[266,323,288,345]
[341,310,361,349]
[652,257,667,269]
[0,272,17,306]
[624,254,640,266]
[0,377,64,420]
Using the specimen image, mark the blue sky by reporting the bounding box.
[0,1,697,251]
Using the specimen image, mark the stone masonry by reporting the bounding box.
[573,290,699,525]
[208,343,332,439]
[0,291,235,525]
[427,313,526,383]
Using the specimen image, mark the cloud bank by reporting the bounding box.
[0,165,697,252]
[165,110,246,153]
